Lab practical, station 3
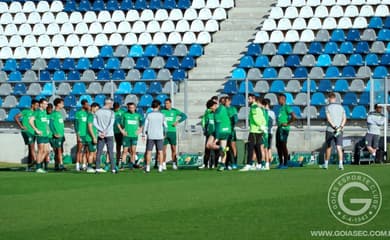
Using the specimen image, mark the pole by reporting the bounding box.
[370,76,374,112]
[245,78,249,130]
[384,77,388,153]
[306,78,310,127]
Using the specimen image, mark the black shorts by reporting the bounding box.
[365,133,379,149]
[325,131,343,148]
[267,133,273,149]
[146,139,164,151]
[248,133,263,145]
[114,133,123,146]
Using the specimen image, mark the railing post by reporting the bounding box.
[245,77,249,130]
[384,76,388,154]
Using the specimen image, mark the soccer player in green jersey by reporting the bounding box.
[276,93,296,169]
[161,98,187,170]
[86,103,100,173]
[200,99,218,169]
[113,102,125,167]
[14,99,39,171]
[29,98,50,173]
[50,98,66,171]
[262,98,275,170]
[75,99,90,171]
[224,96,238,169]
[45,103,53,170]
[118,102,144,169]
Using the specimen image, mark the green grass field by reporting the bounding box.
[0,164,389,240]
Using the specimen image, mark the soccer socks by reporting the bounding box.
[36,163,42,170]
[324,160,329,168]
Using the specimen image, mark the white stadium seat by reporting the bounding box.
[109,33,123,45]
[213,8,227,20]
[198,8,212,20]
[323,17,337,29]
[299,6,314,18]
[9,2,22,13]
[168,9,183,21]
[103,21,117,34]
[19,23,32,35]
[192,0,206,9]
[314,5,328,18]
[269,30,284,42]
[220,0,234,8]
[359,5,374,16]
[132,21,146,33]
[126,10,140,21]
[0,47,12,59]
[344,5,359,17]
[52,34,65,47]
[9,35,23,47]
[14,47,27,59]
[75,22,89,34]
[55,12,69,24]
[336,0,351,5]
[307,0,321,6]
[28,47,41,58]
[307,17,322,29]
[4,24,18,36]
[262,19,276,31]
[94,33,108,46]
[329,5,344,17]
[300,29,315,42]
[80,34,94,46]
[322,0,336,6]
[112,10,125,22]
[27,12,40,24]
[353,16,368,28]
[292,18,307,30]
[269,7,284,19]
[65,34,79,47]
[1,13,13,24]
[70,12,83,23]
[123,33,137,45]
[84,11,97,23]
[50,1,63,12]
[292,0,306,6]
[155,9,169,21]
[138,32,152,44]
[61,22,74,35]
[89,22,103,34]
[56,46,71,58]
[285,6,299,19]
[162,20,176,32]
[46,23,60,35]
[146,20,161,33]
[184,8,198,20]
[375,5,389,16]
[277,0,291,7]
[98,11,111,23]
[14,12,27,24]
[351,0,365,4]
[254,31,269,43]
[338,17,353,29]
[42,12,55,24]
[278,18,292,30]
[71,46,85,58]
[23,35,37,47]
[37,1,50,12]
[285,30,299,42]
[153,32,167,44]
[190,19,205,32]
[205,19,219,32]
[42,46,56,58]
[206,0,219,9]
[140,9,154,21]
[85,46,99,58]
[168,32,182,44]
[118,21,131,33]
[0,2,7,14]
[197,31,211,44]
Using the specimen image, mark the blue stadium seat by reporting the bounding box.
[294,67,308,78]
[13,83,26,95]
[368,17,383,29]
[138,94,153,107]
[64,0,77,11]
[316,54,332,67]
[92,0,106,11]
[365,53,379,66]
[239,56,254,68]
[343,92,358,105]
[67,108,77,121]
[164,0,176,9]
[285,93,294,105]
[325,66,340,78]
[342,66,356,77]
[156,94,168,106]
[116,82,132,94]
[97,69,111,81]
[62,58,75,70]
[290,106,302,118]
[147,82,162,94]
[79,0,91,11]
[106,0,119,10]
[318,79,332,92]
[181,56,195,69]
[385,16,390,28]
[223,80,238,94]
[177,0,191,9]
[159,44,173,57]
[277,42,292,55]
[142,69,157,80]
[100,45,114,58]
[172,69,186,81]
[238,81,254,93]
[254,55,269,68]
[135,0,147,10]
[132,82,147,94]
[334,79,349,92]
[18,95,32,109]
[64,95,77,108]
[301,80,316,92]
[349,54,363,66]
[68,70,80,81]
[53,70,66,81]
[373,66,388,78]
[71,82,86,95]
[346,29,360,41]
[76,58,91,70]
[114,95,123,105]
[3,59,17,72]
[106,57,120,70]
[188,44,203,57]
[339,42,354,54]
[231,94,245,107]
[39,70,51,81]
[308,42,323,54]
[144,45,159,57]
[94,94,106,107]
[247,43,261,56]
[8,71,22,82]
[378,29,390,41]
[112,69,125,80]
[285,55,300,67]
[47,58,61,71]
[319,106,326,119]
[351,106,367,119]
[77,95,93,107]
[165,56,180,69]
[7,108,21,122]
[364,80,382,92]
[359,92,370,105]
[41,83,54,96]
[129,45,144,57]
[311,92,326,106]
[270,80,285,93]
[262,67,277,79]
[18,59,31,71]
[121,0,134,10]
[386,42,390,53]
[356,42,369,54]
[331,29,345,42]
[91,57,105,70]
[150,0,163,9]
[231,68,246,80]
[381,53,390,65]
[324,42,338,54]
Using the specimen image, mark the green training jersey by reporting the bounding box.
[75,109,88,137]
[20,109,34,135]
[227,106,238,129]
[50,110,65,137]
[263,108,269,134]
[121,112,144,138]
[114,109,125,134]
[277,104,292,130]
[214,105,232,134]
[249,103,266,134]
[33,109,50,137]
[85,112,98,142]
[201,109,215,136]
[161,108,187,133]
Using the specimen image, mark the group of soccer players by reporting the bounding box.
[15,96,187,173]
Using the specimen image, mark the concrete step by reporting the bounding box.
[235,1,275,8]
[213,30,254,42]
[227,7,271,19]
[203,42,249,55]
[220,19,263,31]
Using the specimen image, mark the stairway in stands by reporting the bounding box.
[176,0,275,126]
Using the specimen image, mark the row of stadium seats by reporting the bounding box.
[223,79,380,94]
[269,4,389,19]
[0,8,228,25]
[276,0,389,7]
[255,28,390,43]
